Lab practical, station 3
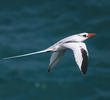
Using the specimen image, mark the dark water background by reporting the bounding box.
[0,0,110,100]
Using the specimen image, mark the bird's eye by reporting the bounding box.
[83,35,87,37]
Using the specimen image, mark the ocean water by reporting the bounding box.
[0,0,110,100]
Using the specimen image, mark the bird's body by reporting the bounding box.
[1,32,96,75]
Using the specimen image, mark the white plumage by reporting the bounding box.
[1,32,96,75]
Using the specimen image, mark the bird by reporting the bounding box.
[1,32,96,75]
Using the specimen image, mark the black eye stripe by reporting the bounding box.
[83,35,87,37]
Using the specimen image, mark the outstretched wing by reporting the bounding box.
[48,50,66,72]
[62,43,88,74]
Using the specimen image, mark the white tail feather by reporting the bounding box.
[1,49,49,61]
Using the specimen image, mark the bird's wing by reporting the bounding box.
[62,43,88,74]
[48,50,66,72]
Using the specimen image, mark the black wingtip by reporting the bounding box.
[81,70,86,75]
[81,48,88,75]
[48,69,50,72]
[81,64,87,75]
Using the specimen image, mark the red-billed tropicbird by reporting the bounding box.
[1,32,96,74]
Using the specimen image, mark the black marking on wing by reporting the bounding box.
[81,48,88,75]
[64,41,78,43]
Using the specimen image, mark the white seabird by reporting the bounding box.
[1,32,96,74]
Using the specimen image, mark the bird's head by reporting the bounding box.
[74,32,96,42]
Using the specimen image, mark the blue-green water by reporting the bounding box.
[0,0,110,100]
